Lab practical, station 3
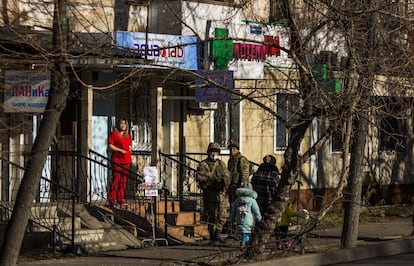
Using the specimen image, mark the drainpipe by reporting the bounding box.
[71,195,76,253]
[145,0,150,61]
[204,20,211,70]
[178,86,184,204]
[150,86,163,229]
[76,91,81,201]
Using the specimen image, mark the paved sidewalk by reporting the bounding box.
[17,217,414,266]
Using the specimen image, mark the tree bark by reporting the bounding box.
[0,68,70,266]
[247,119,310,258]
[341,113,368,248]
[0,1,69,265]
[246,0,315,258]
[341,0,377,248]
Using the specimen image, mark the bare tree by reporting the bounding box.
[244,0,414,259]
[0,1,70,265]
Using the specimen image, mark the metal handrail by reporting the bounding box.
[0,149,258,251]
[0,156,79,196]
[159,152,198,172]
[88,149,144,182]
[0,155,78,252]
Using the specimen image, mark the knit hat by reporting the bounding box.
[263,154,276,166]
[228,140,239,150]
[207,142,221,153]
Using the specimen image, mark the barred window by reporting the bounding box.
[274,93,300,151]
[214,101,240,148]
[378,98,407,152]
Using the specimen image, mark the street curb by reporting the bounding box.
[242,238,414,266]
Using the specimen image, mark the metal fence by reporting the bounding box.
[158,152,236,210]
[0,155,78,251]
[0,149,239,252]
[88,149,145,204]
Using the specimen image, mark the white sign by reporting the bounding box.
[143,166,159,197]
[226,24,294,79]
[3,70,50,113]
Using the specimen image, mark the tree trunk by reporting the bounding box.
[341,0,376,248]
[0,1,69,265]
[0,68,70,266]
[247,119,310,258]
[245,0,315,258]
[341,113,368,248]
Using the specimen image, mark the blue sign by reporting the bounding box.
[195,70,233,103]
[250,26,262,34]
[116,31,198,70]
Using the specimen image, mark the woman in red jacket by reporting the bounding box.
[107,118,132,207]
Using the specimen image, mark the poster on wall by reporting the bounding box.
[3,70,50,113]
[115,31,198,70]
[143,166,160,197]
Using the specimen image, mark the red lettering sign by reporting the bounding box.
[233,35,280,61]
[264,35,280,57]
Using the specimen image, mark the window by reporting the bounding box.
[214,103,229,148]
[331,117,359,153]
[331,130,343,153]
[131,82,152,151]
[270,0,288,23]
[274,93,300,151]
[378,98,408,152]
[214,101,240,148]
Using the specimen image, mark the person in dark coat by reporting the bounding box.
[251,154,281,214]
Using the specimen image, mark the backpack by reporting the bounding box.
[238,202,249,219]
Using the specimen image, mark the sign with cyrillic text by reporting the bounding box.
[3,70,50,113]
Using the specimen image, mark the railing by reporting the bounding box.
[158,152,235,211]
[0,149,258,252]
[89,150,256,211]
[159,152,200,211]
[88,149,145,204]
[0,150,149,253]
[0,155,78,252]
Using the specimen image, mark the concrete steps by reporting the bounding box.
[131,199,209,242]
[58,226,140,253]
[102,199,208,243]
[167,224,209,239]
[158,211,201,225]
[27,204,140,254]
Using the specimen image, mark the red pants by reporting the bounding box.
[108,163,130,204]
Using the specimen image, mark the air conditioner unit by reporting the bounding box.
[199,102,218,110]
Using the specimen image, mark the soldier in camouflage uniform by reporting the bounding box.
[196,142,230,243]
[227,141,250,207]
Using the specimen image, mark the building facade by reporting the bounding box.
[0,0,413,209]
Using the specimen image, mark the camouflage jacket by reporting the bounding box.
[227,152,250,186]
[196,158,230,192]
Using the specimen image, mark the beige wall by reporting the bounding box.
[179,67,312,189]
[184,113,211,153]
[241,88,275,164]
[240,0,270,22]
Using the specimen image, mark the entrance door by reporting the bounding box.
[91,115,114,200]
